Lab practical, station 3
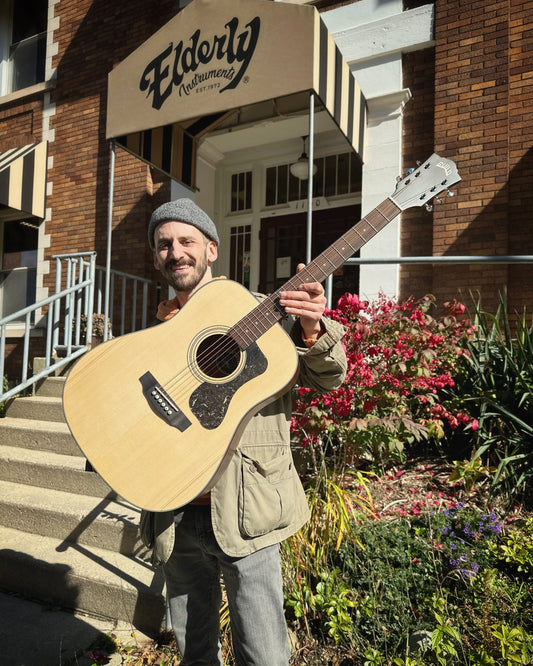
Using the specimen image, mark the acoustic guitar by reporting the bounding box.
[63,154,460,511]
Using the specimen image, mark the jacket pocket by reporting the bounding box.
[239,451,295,538]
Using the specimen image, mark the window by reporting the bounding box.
[230,171,252,213]
[265,152,362,206]
[0,218,38,319]
[0,0,47,95]
[229,225,251,289]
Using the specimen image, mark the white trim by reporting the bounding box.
[366,89,412,126]
[0,79,54,106]
[36,0,59,308]
[323,4,434,65]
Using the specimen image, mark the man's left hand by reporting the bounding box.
[279,263,326,341]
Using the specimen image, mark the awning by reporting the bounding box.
[0,141,48,219]
[106,0,366,189]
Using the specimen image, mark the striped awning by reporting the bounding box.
[106,0,366,189]
[0,142,47,219]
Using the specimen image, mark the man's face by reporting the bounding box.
[153,220,217,297]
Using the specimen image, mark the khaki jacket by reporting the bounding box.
[140,314,347,564]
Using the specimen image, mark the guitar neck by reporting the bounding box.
[230,196,402,349]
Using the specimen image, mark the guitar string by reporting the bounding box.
[159,255,332,397]
[157,285,307,402]
[155,265,312,397]
[160,287,299,398]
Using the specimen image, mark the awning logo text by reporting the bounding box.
[140,16,261,110]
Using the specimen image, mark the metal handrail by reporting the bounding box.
[0,252,96,402]
[1,253,154,403]
[325,255,533,306]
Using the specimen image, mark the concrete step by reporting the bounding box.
[0,417,80,456]
[6,395,66,423]
[0,525,165,635]
[0,445,112,497]
[34,375,66,398]
[0,479,139,554]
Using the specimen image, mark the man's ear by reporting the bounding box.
[153,250,160,271]
[207,240,218,265]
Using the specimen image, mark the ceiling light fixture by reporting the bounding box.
[289,135,317,180]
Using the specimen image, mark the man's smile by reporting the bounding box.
[167,260,194,272]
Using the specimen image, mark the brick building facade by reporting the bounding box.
[1,0,532,382]
[401,0,533,315]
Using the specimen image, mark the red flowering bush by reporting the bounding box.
[292,293,477,469]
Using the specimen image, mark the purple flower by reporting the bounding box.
[488,521,502,534]
[459,568,475,580]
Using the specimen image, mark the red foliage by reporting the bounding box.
[292,293,476,466]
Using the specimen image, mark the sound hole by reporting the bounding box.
[196,334,242,379]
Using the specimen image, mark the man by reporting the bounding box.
[140,198,347,666]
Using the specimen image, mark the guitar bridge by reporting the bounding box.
[139,371,192,431]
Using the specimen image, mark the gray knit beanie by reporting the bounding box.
[148,198,219,249]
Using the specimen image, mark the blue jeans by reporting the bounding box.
[163,505,290,666]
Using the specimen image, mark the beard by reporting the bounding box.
[160,252,209,295]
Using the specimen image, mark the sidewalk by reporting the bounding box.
[0,589,150,665]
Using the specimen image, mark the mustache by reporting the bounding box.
[165,259,194,271]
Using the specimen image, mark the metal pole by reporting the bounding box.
[306,93,315,265]
[345,255,533,265]
[104,141,115,341]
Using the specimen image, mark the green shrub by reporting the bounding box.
[284,503,533,663]
[445,295,533,508]
[333,517,440,656]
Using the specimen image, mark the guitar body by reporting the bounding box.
[63,155,462,512]
[63,279,299,511]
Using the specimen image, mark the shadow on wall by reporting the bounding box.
[427,147,533,316]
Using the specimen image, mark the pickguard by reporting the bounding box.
[189,342,267,429]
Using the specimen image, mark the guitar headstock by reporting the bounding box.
[392,154,461,211]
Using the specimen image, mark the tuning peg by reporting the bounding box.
[406,167,414,175]
[435,197,442,204]
[425,203,433,212]
[447,190,455,197]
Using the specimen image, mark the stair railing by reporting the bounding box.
[1,252,154,403]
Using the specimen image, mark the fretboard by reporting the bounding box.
[230,197,402,349]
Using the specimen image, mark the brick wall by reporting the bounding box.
[0,96,43,149]
[400,47,435,301]
[432,0,509,314]
[506,0,533,316]
[399,0,533,318]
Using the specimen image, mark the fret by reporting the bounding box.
[382,198,402,220]
[326,244,347,265]
[367,210,387,230]
[231,324,254,348]
[315,255,337,277]
[353,227,369,244]
[336,237,357,255]
[373,208,389,223]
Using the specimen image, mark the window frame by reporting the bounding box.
[0,0,48,97]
